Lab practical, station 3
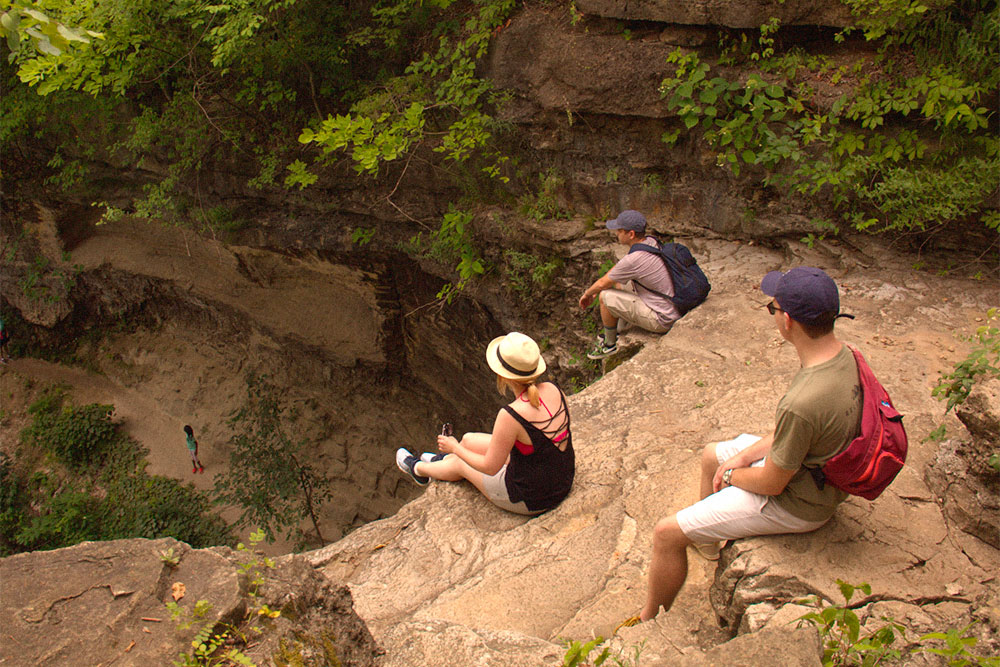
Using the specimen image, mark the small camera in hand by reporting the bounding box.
[441,422,453,437]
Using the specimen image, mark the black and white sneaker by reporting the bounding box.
[587,342,618,359]
[396,448,429,485]
[419,452,447,463]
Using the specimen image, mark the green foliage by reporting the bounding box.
[168,598,256,667]
[102,473,232,547]
[0,4,103,61]
[404,206,487,304]
[3,0,358,220]
[658,0,999,234]
[798,580,1000,667]
[919,625,1000,666]
[17,255,80,304]
[597,255,617,276]
[203,206,247,235]
[6,389,232,553]
[563,637,610,667]
[562,636,644,667]
[214,374,332,544]
[802,218,841,248]
[0,454,30,555]
[284,159,318,190]
[299,0,516,179]
[15,487,103,551]
[519,167,571,221]
[798,580,907,666]
[502,249,562,298]
[166,530,278,667]
[22,388,116,468]
[351,227,375,246]
[932,308,1000,412]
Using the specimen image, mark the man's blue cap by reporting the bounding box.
[606,210,646,232]
[760,266,847,326]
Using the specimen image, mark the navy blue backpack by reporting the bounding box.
[627,239,711,316]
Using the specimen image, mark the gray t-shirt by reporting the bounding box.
[769,344,863,521]
[606,238,679,326]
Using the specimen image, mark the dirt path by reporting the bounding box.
[0,358,295,554]
[6,358,212,486]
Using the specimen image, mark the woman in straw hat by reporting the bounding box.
[396,331,574,515]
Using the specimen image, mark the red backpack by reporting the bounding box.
[808,347,908,500]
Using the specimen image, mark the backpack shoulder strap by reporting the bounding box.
[625,239,674,302]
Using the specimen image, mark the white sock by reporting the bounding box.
[604,327,618,347]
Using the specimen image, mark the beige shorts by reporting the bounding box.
[600,289,672,334]
[481,465,546,516]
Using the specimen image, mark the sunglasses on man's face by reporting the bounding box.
[766,301,783,315]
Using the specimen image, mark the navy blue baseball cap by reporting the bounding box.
[760,267,853,326]
[606,210,647,232]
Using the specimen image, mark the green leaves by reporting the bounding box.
[283,159,317,189]
[297,0,515,179]
[1,5,103,64]
[657,1,998,234]
[214,374,332,544]
[932,308,1000,413]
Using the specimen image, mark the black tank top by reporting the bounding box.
[501,387,575,512]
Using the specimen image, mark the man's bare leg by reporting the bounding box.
[598,298,619,328]
[640,516,691,621]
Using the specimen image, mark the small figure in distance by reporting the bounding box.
[184,425,204,474]
[0,313,11,363]
[395,332,575,515]
[638,267,861,622]
[579,210,679,359]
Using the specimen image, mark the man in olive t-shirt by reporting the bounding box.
[638,266,862,622]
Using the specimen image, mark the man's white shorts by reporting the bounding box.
[600,288,672,334]
[675,434,829,543]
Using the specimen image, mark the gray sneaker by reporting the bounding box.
[396,448,429,486]
[587,342,618,360]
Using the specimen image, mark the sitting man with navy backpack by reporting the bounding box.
[579,209,709,359]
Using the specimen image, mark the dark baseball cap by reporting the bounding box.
[606,210,647,232]
[760,267,853,326]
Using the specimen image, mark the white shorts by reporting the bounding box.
[480,464,546,515]
[600,289,672,334]
[675,434,829,543]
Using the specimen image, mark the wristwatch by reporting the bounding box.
[722,468,733,487]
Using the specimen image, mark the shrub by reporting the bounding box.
[22,390,117,468]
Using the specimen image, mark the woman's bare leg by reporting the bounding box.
[459,432,491,455]
[415,455,486,495]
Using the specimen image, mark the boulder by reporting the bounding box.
[924,376,1000,548]
[488,10,677,119]
[955,376,1000,468]
[0,538,377,667]
[670,625,822,666]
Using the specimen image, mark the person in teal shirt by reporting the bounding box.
[0,314,11,363]
[184,425,204,474]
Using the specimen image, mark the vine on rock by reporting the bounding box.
[658,0,999,237]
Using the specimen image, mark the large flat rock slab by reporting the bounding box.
[310,239,998,664]
[0,538,240,666]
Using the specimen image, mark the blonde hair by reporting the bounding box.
[496,375,540,407]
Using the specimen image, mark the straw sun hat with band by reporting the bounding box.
[486,332,546,381]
